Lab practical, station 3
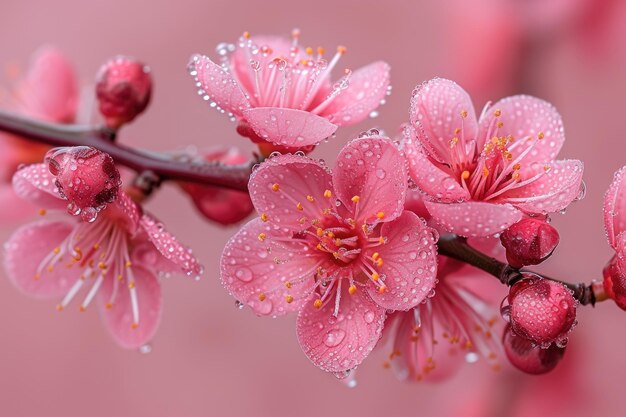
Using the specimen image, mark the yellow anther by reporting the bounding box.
[79,306,86,313]
[512,172,521,181]
[125,261,132,268]
[378,236,386,244]
[93,243,100,250]
[243,31,251,39]
[47,265,54,273]
[271,183,280,192]
[335,238,342,246]
[351,195,360,203]
[258,293,267,302]
[296,202,304,211]
[332,252,340,259]
[544,165,550,172]
[497,121,504,128]
[378,285,387,294]
[53,247,61,255]
[460,110,468,118]
[372,252,380,260]
[305,47,313,55]
[450,137,458,148]
[461,170,470,180]
[56,304,64,312]
[538,131,545,140]
[494,109,501,117]
[128,281,136,289]
[349,284,357,295]
[383,362,391,369]
[323,189,332,198]
[298,217,307,225]
[258,233,266,241]
[337,45,347,54]
[131,323,139,329]
[454,127,461,135]
[260,213,269,222]
[322,208,331,215]
[488,352,498,360]
[371,272,380,281]
[376,258,384,267]
[513,163,521,171]
[34,274,41,281]
[285,295,294,304]
[482,167,490,177]
[98,262,107,270]
[316,228,324,237]
[313,299,323,309]
[105,303,113,309]
[326,231,335,238]
[316,243,323,251]
[306,195,314,202]
[284,281,293,289]
[38,208,46,216]
[117,275,123,281]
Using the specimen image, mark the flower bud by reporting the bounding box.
[500,217,560,268]
[603,255,626,310]
[502,325,565,375]
[45,146,121,222]
[508,276,576,346]
[95,56,152,129]
[178,148,254,225]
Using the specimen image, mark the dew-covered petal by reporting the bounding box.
[4,221,80,298]
[604,166,626,248]
[220,218,319,316]
[425,201,522,238]
[248,153,334,232]
[323,61,390,126]
[403,135,470,203]
[0,186,37,224]
[499,160,584,214]
[17,46,78,123]
[409,78,478,164]
[98,266,162,349]
[296,285,385,373]
[107,191,142,235]
[367,211,438,310]
[139,213,203,277]
[243,107,337,147]
[479,95,564,165]
[188,54,251,117]
[12,163,66,209]
[333,137,407,224]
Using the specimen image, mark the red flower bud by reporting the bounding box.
[45,146,121,222]
[603,255,626,310]
[96,56,152,129]
[503,325,565,375]
[508,276,576,346]
[500,217,560,268]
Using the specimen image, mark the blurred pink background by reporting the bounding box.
[1,0,625,416]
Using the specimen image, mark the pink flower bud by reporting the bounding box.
[508,276,576,346]
[500,217,560,268]
[603,255,626,310]
[45,146,121,222]
[178,148,253,225]
[95,56,152,129]
[503,325,565,375]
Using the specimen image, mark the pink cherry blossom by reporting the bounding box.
[188,31,390,153]
[3,158,203,349]
[220,135,438,373]
[403,78,584,238]
[602,166,626,309]
[0,46,78,223]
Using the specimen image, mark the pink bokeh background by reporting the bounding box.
[1,0,625,416]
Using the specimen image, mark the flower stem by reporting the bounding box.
[437,234,601,306]
[0,110,250,191]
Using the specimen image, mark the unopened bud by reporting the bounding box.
[96,56,152,129]
[503,325,565,375]
[603,255,626,310]
[45,146,121,222]
[500,217,559,268]
[508,275,576,346]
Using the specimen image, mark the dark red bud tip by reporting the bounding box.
[503,325,565,375]
[500,217,560,268]
[45,146,121,222]
[96,56,152,129]
[508,275,577,346]
[603,255,626,310]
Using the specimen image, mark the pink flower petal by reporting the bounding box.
[107,191,142,235]
[479,95,564,165]
[248,154,334,231]
[605,166,626,248]
[243,107,337,147]
[0,185,37,224]
[333,137,407,224]
[188,54,251,117]
[221,218,320,317]
[296,286,386,373]
[323,61,391,126]
[12,163,66,210]
[130,232,180,274]
[17,46,78,123]
[139,213,203,277]
[499,159,584,214]
[367,211,439,310]
[425,201,522,238]
[409,78,478,164]
[4,221,80,298]
[403,132,470,203]
[98,266,162,349]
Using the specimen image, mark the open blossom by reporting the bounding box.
[383,256,503,382]
[603,166,626,309]
[220,135,438,373]
[188,30,390,154]
[402,78,584,237]
[3,148,203,349]
[0,47,78,222]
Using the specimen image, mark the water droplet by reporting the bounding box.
[138,344,152,354]
[324,329,346,347]
[234,300,245,310]
[235,267,253,282]
[364,311,375,323]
